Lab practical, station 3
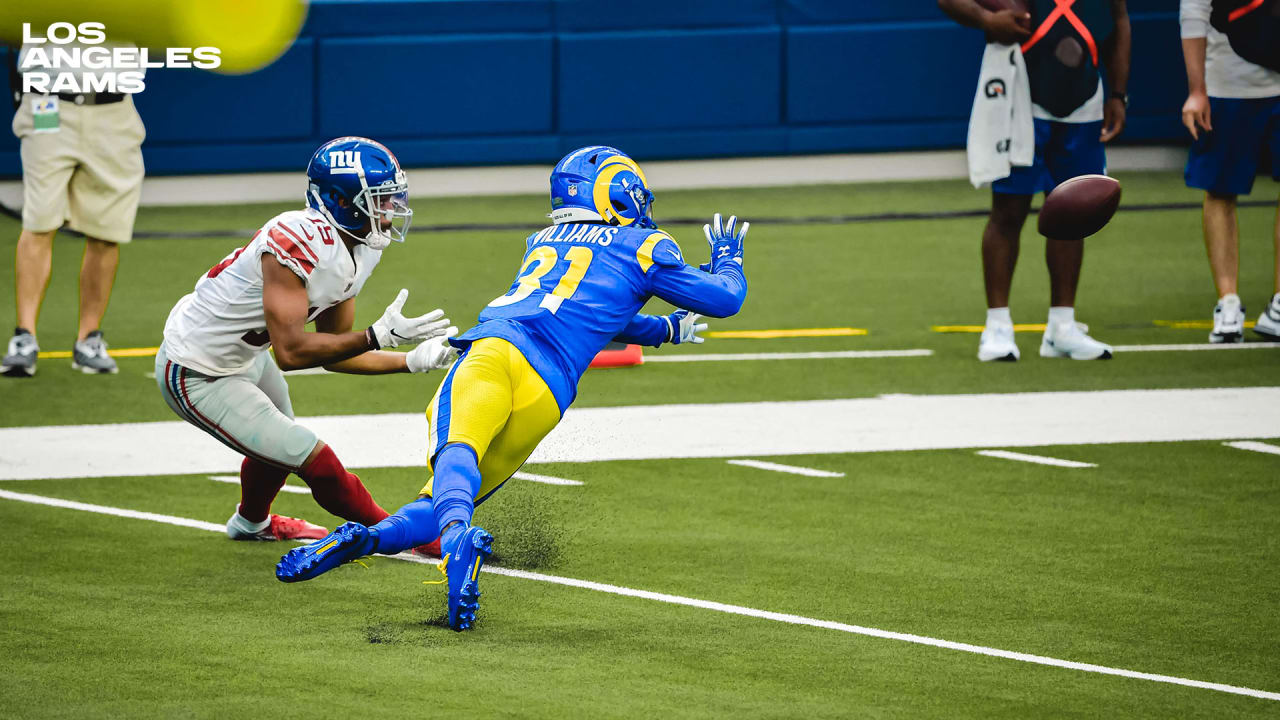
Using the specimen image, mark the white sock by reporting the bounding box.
[986,307,1012,326]
[228,507,269,534]
[1047,307,1075,327]
[1219,293,1241,305]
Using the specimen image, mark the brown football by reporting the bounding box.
[1037,175,1122,240]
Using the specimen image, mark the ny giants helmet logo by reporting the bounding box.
[329,150,362,175]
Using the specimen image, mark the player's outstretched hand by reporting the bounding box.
[371,288,451,348]
[406,330,460,373]
[702,213,748,271]
[667,309,708,344]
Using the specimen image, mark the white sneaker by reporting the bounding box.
[226,510,327,541]
[1253,293,1280,341]
[1040,321,1113,360]
[978,322,1020,362]
[1210,294,1245,343]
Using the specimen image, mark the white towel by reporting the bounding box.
[967,43,1034,188]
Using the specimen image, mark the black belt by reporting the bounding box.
[43,91,125,106]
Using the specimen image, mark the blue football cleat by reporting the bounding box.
[275,521,376,583]
[442,525,494,631]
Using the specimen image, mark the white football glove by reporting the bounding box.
[667,310,708,344]
[371,289,450,348]
[405,330,459,373]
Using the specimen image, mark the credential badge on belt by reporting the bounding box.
[32,97,60,134]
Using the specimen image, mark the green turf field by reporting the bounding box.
[1,171,1278,718]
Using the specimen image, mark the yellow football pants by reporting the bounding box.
[419,337,562,504]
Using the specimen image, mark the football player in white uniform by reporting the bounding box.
[157,137,457,541]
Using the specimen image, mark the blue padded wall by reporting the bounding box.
[0,0,1187,177]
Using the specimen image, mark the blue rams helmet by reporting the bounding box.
[306,137,412,251]
[548,146,655,229]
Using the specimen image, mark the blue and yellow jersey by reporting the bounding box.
[450,221,747,413]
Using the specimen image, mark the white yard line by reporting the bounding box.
[5,387,1280,481]
[726,459,845,477]
[475,565,1279,703]
[644,349,934,363]
[1223,441,1280,457]
[208,474,312,494]
[0,488,225,533]
[975,450,1096,469]
[511,471,583,486]
[0,486,1274,703]
[1112,343,1280,353]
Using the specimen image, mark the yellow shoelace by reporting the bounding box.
[422,552,450,586]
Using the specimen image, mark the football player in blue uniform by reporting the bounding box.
[276,146,749,631]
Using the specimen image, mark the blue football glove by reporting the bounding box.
[702,213,748,272]
[666,310,708,345]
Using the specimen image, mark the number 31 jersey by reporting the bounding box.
[162,208,381,376]
[454,221,746,412]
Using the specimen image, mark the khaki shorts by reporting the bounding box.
[11,93,145,244]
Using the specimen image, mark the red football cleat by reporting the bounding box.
[410,538,442,558]
[268,514,329,540]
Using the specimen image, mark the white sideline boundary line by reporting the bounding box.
[6,388,1280,481]
[208,475,312,495]
[975,450,1096,469]
[726,459,845,477]
[0,487,1276,703]
[511,471,583,486]
[1113,342,1280,353]
[1223,441,1280,457]
[645,349,933,363]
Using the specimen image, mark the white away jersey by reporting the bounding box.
[162,208,382,375]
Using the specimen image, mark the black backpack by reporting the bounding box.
[1211,0,1280,73]
[1023,0,1114,118]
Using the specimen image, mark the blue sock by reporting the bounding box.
[432,443,482,552]
[368,497,440,555]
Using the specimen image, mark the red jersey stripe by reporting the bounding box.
[276,223,321,263]
[266,236,316,274]
[267,228,317,273]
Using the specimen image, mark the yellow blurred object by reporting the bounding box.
[1,0,308,74]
